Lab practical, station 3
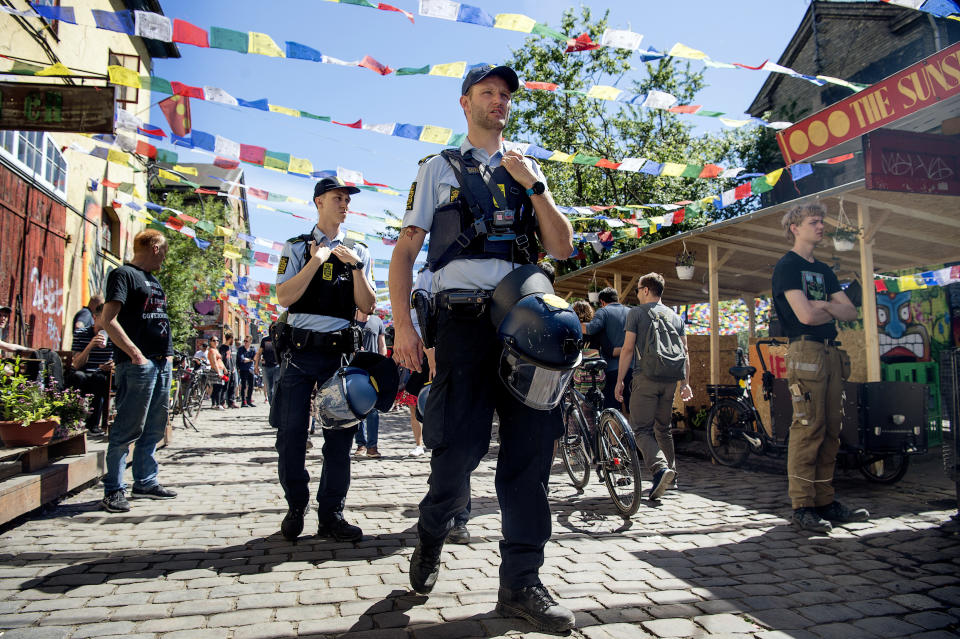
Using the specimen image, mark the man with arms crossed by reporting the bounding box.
[772,203,868,533]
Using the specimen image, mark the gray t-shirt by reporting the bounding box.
[359,315,385,354]
[583,302,630,372]
[624,302,685,373]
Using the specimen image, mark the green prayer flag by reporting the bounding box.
[680,164,703,178]
[118,182,135,195]
[142,76,173,94]
[698,110,724,117]
[182,179,199,188]
[447,133,467,147]
[751,176,774,194]
[396,65,431,76]
[195,220,215,233]
[558,89,588,97]
[572,154,601,165]
[210,26,249,53]
[532,23,567,42]
[10,61,43,75]
[300,111,331,121]
[264,151,290,171]
[148,220,165,231]
[267,192,286,202]
[156,149,178,164]
[341,0,377,6]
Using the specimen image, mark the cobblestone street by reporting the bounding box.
[1,404,958,638]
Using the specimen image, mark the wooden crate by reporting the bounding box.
[0,433,87,473]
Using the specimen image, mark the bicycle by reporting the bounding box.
[169,350,207,431]
[558,356,643,517]
[705,339,917,484]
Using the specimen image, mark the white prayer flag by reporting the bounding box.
[134,11,173,42]
[641,90,678,109]
[203,86,238,106]
[419,0,460,21]
[214,136,240,159]
[600,28,643,51]
[617,158,647,172]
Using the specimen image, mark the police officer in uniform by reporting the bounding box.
[274,176,376,542]
[389,65,577,632]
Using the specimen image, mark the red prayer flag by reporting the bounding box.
[358,55,394,75]
[874,279,888,293]
[363,179,389,187]
[668,105,701,114]
[158,95,191,137]
[595,159,621,170]
[674,208,686,224]
[597,230,613,243]
[524,81,558,91]
[214,157,240,169]
[333,119,362,129]
[172,19,209,47]
[248,188,269,200]
[101,178,120,188]
[732,60,767,71]
[170,82,204,99]
[111,200,123,209]
[254,251,269,262]
[177,212,199,223]
[258,283,271,295]
[135,140,157,159]
[378,3,414,23]
[194,188,219,195]
[165,215,184,230]
[734,183,752,200]
[239,144,266,166]
[698,164,722,178]
[825,153,854,164]
[565,33,600,53]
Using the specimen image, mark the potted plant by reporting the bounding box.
[675,246,696,280]
[587,278,601,304]
[828,224,860,252]
[49,388,91,441]
[0,358,61,447]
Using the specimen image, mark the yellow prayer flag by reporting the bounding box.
[248,32,285,57]
[257,204,277,212]
[132,188,143,200]
[494,13,537,32]
[37,62,72,76]
[107,65,141,87]
[106,149,130,166]
[429,62,467,78]
[660,162,685,177]
[268,104,300,117]
[224,248,242,260]
[173,165,198,176]
[764,168,784,186]
[419,125,453,145]
[586,85,622,101]
[899,275,922,291]
[215,225,233,237]
[158,169,181,182]
[288,157,313,176]
[718,118,750,128]
[346,230,364,242]
[548,151,573,163]
[668,43,709,60]
[286,196,309,204]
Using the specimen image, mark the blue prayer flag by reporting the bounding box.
[285,41,323,62]
[91,10,134,34]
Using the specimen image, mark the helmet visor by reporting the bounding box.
[499,348,576,410]
[315,374,361,429]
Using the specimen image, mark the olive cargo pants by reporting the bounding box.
[785,339,850,509]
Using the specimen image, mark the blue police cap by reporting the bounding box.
[461,65,520,95]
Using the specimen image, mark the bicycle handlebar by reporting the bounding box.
[754,338,785,374]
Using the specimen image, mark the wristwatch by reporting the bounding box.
[349,262,364,270]
[526,181,546,196]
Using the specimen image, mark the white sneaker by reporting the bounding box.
[409,445,425,457]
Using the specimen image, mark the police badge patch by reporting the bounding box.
[323,263,334,280]
[406,182,417,211]
[277,256,289,275]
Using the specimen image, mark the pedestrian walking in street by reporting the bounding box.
[616,272,693,501]
[773,202,869,533]
[99,229,177,513]
[581,287,631,410]
[353,308,387,458]
[273,176,378,543]
[389,64,579,633]
[254,327,279,405]
[207,336,227,410]
[237,335,256,407]
[219,332,239,408]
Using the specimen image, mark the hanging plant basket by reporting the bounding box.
[832,236,856,252]
[588,291,600,303]
[0,418,59,447]
[676,265,696,280]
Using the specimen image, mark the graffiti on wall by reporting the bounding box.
[876,287,950,363]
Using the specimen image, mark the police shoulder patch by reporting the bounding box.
[418,153,438,166]
[450,187,459,202]
[277,256,289,275]
[406,181,417,211]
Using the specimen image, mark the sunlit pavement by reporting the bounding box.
[0,399,958,638]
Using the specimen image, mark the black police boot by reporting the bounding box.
[446,524,471,545]
[317,515,363,542]
[409,526,444,595]
[280,506,305,541]
[496,584,576,633]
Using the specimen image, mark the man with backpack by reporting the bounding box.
[581,287,630,410]
[615,272,693,500]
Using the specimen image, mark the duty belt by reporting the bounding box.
[287,325,357,354]
[789,336,841,347]
[435,289,492,317]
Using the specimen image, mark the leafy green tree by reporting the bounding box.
[148,191,229,349]
[504,7,758,274]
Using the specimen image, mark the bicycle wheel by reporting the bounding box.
[859,453,909,484]
[706,398,751,467]
[560,402,590,489]
[182,380,204,431]
[599,410,642,518]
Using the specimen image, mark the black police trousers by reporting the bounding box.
[273,347,357,519]
[420,305,562,590]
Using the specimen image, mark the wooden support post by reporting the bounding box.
[747,296,756,338]
[858,203,881,382]
[709,243,720,384]
[613,272,622,297]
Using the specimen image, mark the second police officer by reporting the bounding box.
[273,176,377,542]
[389,64,580,633]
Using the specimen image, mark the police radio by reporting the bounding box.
[488,209,516,241]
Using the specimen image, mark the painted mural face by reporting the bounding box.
[877,291,930,362]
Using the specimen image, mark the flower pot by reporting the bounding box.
[676,265,695,280]
[588,291,600,303]
[832,237,855,252]
[0,418,59,447]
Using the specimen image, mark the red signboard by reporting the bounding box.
[778,40,960,165]
[864,129,960,196]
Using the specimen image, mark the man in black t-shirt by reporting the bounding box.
[99,229,177,513]
[772,203,866,533]
[219,332,239,408]
[254,330,279,405]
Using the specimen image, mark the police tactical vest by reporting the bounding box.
[287,235,362,321]
[426,149,539,272]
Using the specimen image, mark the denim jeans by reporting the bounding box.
[262,365,279,404]
[354,409,379,449]
[104,358,171,494]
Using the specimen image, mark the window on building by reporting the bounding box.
[0,130,69,199]
[108,51,140,107]
[101,206,120,255]
[33,0,61,38]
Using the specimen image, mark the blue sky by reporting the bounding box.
[150,0,813,290]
